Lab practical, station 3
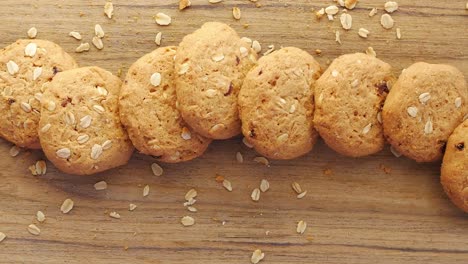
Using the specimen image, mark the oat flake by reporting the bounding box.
[297,220,307,234]
[260,179,270,192]
[94,181,108,190]
[251,249,265,264]
[181,216,195,226]
[60,198,74,213]
[28,224,41,236]
[223,179,233,192]
[143,185,150,197]
[251,188,261,201]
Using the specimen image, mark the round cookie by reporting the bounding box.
[441,120,468,213]
[175,22,257,139]
[313,53,395,157]
[238,47,322,160]
[0,39,78,149]
[39,66,134,175]
[382,62,467,162]
[119,47,211,163]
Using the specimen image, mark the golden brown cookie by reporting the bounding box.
[314,53,395,157]
[175,22,257,139]
[441,120,468,213]
[39,67,133,175]
[0,39,77,149]
[119,47,211,163]
[238,47,322,159]
[383,62,467,162]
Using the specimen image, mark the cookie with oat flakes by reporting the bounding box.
[0,39,77,149]
[441,120,468,213]
[314,53,395,157]
[238,47,322,160]
[39,66,133,175]
[119,47,211,163]
[175,22,257,139]
[383,62,467,162]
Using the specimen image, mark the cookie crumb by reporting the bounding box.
[109,211,121,219]
[335,30,342,45]
[251,249,265,264]
[179,0,191,10]
[365,46,376,57]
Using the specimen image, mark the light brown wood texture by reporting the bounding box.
[0,0,467,263]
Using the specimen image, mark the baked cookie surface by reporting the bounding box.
[0,39,77,149]
[383,62,467,162]
[238,47,322,159]
[314,53,395,157]
[39,66,133,175]
[119,47,211,163]
[441,120,468,213]
[175,22,257,139]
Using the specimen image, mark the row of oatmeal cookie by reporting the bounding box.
[0,22,466,212]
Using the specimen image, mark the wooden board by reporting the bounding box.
[0,0,467,263]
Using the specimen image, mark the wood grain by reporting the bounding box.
[0,0,467,263]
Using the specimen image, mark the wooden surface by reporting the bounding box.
[0,0,467,263]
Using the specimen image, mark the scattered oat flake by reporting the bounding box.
[143,185,150,197]
[369,8,378,17]
[297,191,307,199]
[155,13,171,25]
[0,232,5,243]
[384,1,399,13]
[340,13,352,30]
[251,249,265,264]
[396,28,402,39]
[151,162,163,176]
[297,220,307,234]
[251,188,261,202]
[61,198,74,214]
[366,47,376,57]
[263,45,275,56]
[185,189,198,201]
[292,182,302,194]
[232,7,241,20]
[223,179,233,192]
[69,31,82,40]
[209,0,222,3]
[252,40,261,53]
[94,181,107,190]
[129,204,137,211]
[76,43,90,53]
[179,0,191,10]
[36,211,46,222]
[358,28,370,38]
[236,151,244,163]
[335,30,341,45]
[254,156,270,167]
[181,216,195,226]
[260,179,270,192]
[9,145,20,157]
[325,5,339,15]
[27,27,37,39]
[95,24,105,38]
[187,206,197,212]
[28,224,40,236]
[35,160,46,175]
[381,14,394,29]
[155,32,162,45]
[109,212,121,219]
[92,36,104,50]
[104,1,114,18]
